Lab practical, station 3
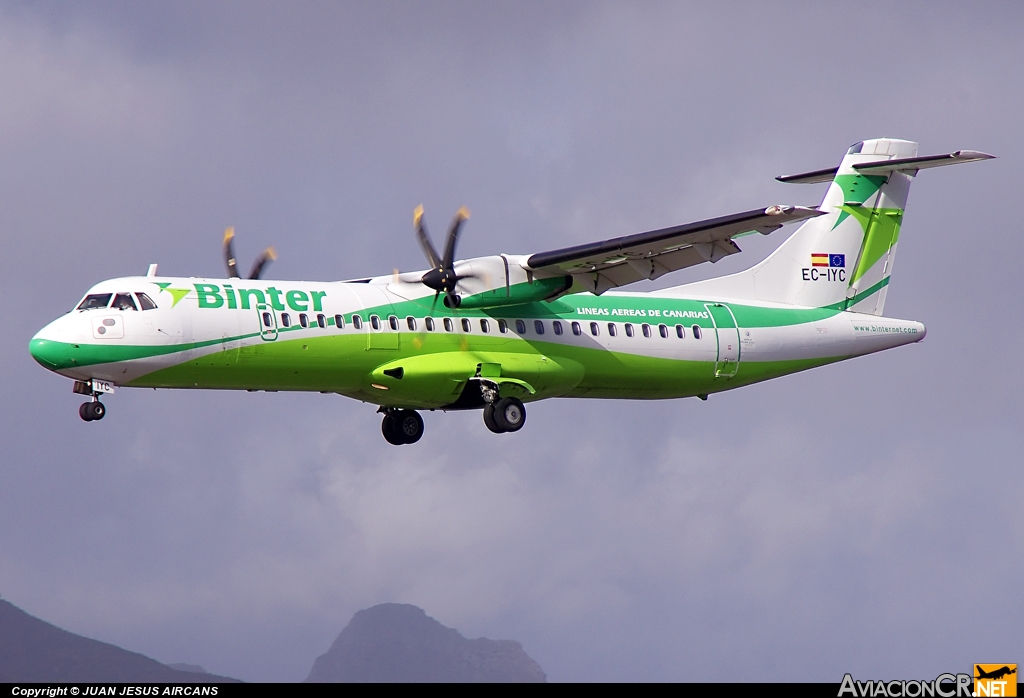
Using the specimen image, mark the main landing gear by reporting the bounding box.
[380,408,424,445]
[483,397,526,434]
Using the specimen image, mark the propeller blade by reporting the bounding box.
[414,205,441,270]
[248,247,277,280]
[443,290,461,309]
[223,227,240,278]
[441,206,470,269]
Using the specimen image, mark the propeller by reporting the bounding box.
[222,227,277,280]
[415,205,472,308]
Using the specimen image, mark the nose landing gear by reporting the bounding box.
[380,408,424,445]
[73,379,111,422]
[79,399,106,422]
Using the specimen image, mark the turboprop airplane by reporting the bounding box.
[29,138,992,444]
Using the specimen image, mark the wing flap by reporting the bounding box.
[526,205,822,294]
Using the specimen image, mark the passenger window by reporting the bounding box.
[370,315,380,330]
[498,319,508,334]
[425,317,435,331]
[112,293,138,311]
[692,325,701,339]
[462,318,471,332]
[553,321,563,335]
[534,320,545,335]
[407,316,417,331]
[316,314,326,328]
[352,315,362,329]
[444,317,454,332]
[136,292,157,310]
[659,324,668,338]
[281,313,292,328]
[607,323,617,337]
[590,322,600,336]
[625,323,634,337]
[676,324,685,339]
[335,314,345,329]
[571,321,581,336]
[389,315,399,331]
[299,313,309,328]
[516,320,526,334]
[480,319,489,333]
[263,312,273,327]
[642,323,652,338]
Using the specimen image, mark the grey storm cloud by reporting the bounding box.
[0,0,1021,682]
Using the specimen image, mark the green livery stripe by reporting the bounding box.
[821,276,890,311]
[122,330,846,407]
[28,332,263,370]
[832,174,886,229]
[33,296,844,372]
[841,205,903,285]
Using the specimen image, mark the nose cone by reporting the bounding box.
[30,336,67,370]
[30,318,78,371]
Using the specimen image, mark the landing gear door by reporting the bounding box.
[258,303,278,341]
[704,303,740,378]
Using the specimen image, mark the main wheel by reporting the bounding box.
[482,404,504,434]
[493,397,525,432]
[395,410,424,444]
[381,413,404,445]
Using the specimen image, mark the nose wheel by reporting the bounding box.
[79,400,106,422]
[381,409,424,445]
[483,397,526,434]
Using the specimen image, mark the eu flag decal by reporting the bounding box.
[811,253,845,268]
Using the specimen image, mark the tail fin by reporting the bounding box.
[678,139,992,315]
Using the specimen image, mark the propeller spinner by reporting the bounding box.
[415,206,472,308]
[222,227,277,280]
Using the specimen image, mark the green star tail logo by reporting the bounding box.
[155,282,190,307]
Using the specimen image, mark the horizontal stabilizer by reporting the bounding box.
[778,150,995,183]
[775,167,839,184]
[852,150,995,175]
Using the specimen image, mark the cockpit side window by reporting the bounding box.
[77,293,112,310]
[113,293,138,311]
[136,292,158,310]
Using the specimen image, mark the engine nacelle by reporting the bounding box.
[453,255,572,309]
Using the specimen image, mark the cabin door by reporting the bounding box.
[704,303,740,378]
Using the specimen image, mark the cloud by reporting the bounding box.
[1,1,1022,682]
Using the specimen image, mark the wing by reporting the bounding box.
[525,205,823,295]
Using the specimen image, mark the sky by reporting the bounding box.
[1,0,1021,682]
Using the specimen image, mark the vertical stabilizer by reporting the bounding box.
[676,138,922,315]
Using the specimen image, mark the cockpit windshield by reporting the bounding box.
[112,293,138,311]
[77,293,112,310]
[136,292,157,310]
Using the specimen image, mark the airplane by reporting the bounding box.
[29,138,992,444]
[975,666,1016,681]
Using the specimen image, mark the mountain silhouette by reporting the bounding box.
[305,603,546,683]
[0,598,238,682]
